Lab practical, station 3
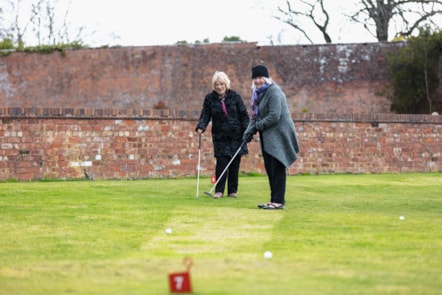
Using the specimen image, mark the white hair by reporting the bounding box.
[212,71,231,90]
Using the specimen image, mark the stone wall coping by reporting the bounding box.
[0,107,440,124]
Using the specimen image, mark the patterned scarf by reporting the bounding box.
[250,83,270,119]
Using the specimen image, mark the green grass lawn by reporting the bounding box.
[0,173,441,295]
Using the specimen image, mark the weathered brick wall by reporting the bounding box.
[1,109,440,181]
[294,116,441,174]
[1,42,422,114]
[1,43,441,181]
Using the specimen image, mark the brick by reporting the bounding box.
[3,43,440,115]
[6,115,440,180]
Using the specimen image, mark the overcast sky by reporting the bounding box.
[7,0,380,47]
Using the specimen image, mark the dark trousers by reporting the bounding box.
[215,156,241,194]
[262,150,286,204]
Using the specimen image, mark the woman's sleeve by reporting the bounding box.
[196,96,211,132]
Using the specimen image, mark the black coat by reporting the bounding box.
[196,89,249,158]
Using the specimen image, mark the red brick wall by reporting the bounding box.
[1,109,440,181]
[1,43,440,181]
[1,42,413,114]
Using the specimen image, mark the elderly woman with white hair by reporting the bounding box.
[196,71,249,199]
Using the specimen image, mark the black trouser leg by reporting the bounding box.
[227,156,241,194]
[215,156,229,194]
[262,150,286,205]
[215,156,241,194]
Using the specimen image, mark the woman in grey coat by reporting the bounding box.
[243,65,300,209]
[196,71,249,198]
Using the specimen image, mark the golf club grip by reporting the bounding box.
[198,133,202,149]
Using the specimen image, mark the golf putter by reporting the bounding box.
[204,140,246,197]
[195,133,202,198]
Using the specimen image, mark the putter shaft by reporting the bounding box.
[204,140,245,197]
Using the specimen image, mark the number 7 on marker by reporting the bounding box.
[174,275,184,290]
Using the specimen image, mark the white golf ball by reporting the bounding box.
[399,216,405,220]
[263,251,272,259]
[165,228,172,234]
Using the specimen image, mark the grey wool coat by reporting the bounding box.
[244,83,300,168]
[196,89,249,158]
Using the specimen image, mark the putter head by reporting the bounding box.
[204,191,213,197]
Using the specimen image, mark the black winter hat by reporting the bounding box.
[252,65,269,79]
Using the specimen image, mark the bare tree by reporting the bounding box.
[0,0,24,45]
[1,0,84,47]
[350,0,442,41]
[274,0,332,44]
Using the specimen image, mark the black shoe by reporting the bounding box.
[257,203,273,209]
